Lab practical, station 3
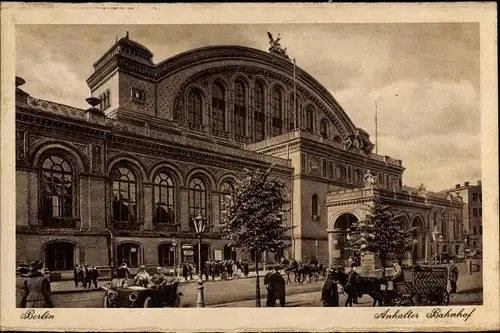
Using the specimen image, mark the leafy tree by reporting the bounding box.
[347,199,417,276]
[219,166,291,307]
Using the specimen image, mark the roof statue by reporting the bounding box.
[267,32,291,61]
[344,128,375,155]
[417,183,427,196]
[363,169,377,188]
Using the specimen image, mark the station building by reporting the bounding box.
[15,34,464,272]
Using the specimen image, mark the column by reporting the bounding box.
[143,184,153,231]
[79,174,91,230]
[327,228,344,268]
[179,188,190,231]
[28,171,39,226]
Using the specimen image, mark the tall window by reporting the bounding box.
[189,177,208,224]
[158,244,174,266]
[320,118,329,138]
[112,167,137,222]
[219,181,234,223]
[271,87,283,137]
[41,156,74,222]
[305,105,314,132]
[254,81,266,141]
[311,194,319,217]
[187,90,203,126]
[441,212,447,238]
[153,172,175,224]
[212,82,226,132]
[117,243,139,267]
[234,81,246,140]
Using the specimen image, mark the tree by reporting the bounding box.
[219,166,291,307]
[347,199,417,276]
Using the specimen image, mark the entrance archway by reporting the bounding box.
[333,213,359,263]
[46,242,76,271]
[194,243,211,272]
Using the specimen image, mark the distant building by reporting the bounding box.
[447,181,483,254]
[15,33,464,272]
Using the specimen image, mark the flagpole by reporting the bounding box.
[375,99,378,154]
[293,58,297,130]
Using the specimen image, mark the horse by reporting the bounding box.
[335,271,386,306]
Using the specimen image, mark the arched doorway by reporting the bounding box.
[116,243,141,267]
[412,216,426,264]
[223,244,236,261]
[46,242,76,271]
[158,243,175,267]
[193,243,211,272]
[333,213,359,263]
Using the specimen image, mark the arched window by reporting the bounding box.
[320,118,329,139]
[158,243,174,266]
[271,87,283,137]
[153,172,175,224]
[212,82,226,132]
[189,177,208,226]
[455,245,460,254]
[187,90,203,127]
[311,194,319,218]
[112,167,137,223]
[254,81,266,141]
[305,105,314,132]
[219,181,234,223]
[234,81,246,140]
[472,241,477,249]
[40,156,74,227]
[117,243,140,267]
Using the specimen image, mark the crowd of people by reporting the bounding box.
[202,259,250,281]
[73,264,100,289]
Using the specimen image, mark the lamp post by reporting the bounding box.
[192,210,207,278]
[438,235,444,264]
[431,226,440,265]
[171,238,177,277]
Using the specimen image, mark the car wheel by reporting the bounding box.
[103,296,109,308]
[143,296,153,308]
[175,296,181,308]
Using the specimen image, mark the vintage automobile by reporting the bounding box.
[102,279,183,308]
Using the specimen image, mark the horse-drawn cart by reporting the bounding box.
[383,266,450,306]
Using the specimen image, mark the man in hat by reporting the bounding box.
[90,266,100,289]
[264,267,286,307]
[447,259,459,294]
[116,262,130,288]
[134,265,151,287]
[152,267,165,288]
[20,261,53,308]
[344,263,359,307]
[321,268,340,307]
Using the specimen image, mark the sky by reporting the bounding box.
[15,24,481,192]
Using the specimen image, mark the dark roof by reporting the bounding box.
[118,36,153,56]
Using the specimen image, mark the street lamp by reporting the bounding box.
[192,210,207,277]
[438,235,444,264]
[171,238,178,277]
[431,226,441,265]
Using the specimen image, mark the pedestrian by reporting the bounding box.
[77,264,84,287]
[20,261,53,308]
[321,268,340,307]
[73,265,79,287]
[83,265,92,289]
[264,267,286,307]
[91,266,99,288]
[448,259,459,294]
[188,263,194,280]
[243,260,249,277]
[344,263,359,307]
[182,263,188,281]
[232,261,238,279]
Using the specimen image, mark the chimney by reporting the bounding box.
[85,97,106,126]
[455,184,460,189]
[477,180,482,186]
[464,181,469,186]
[15,76,29,104]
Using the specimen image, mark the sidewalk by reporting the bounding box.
[20,269,275,294]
